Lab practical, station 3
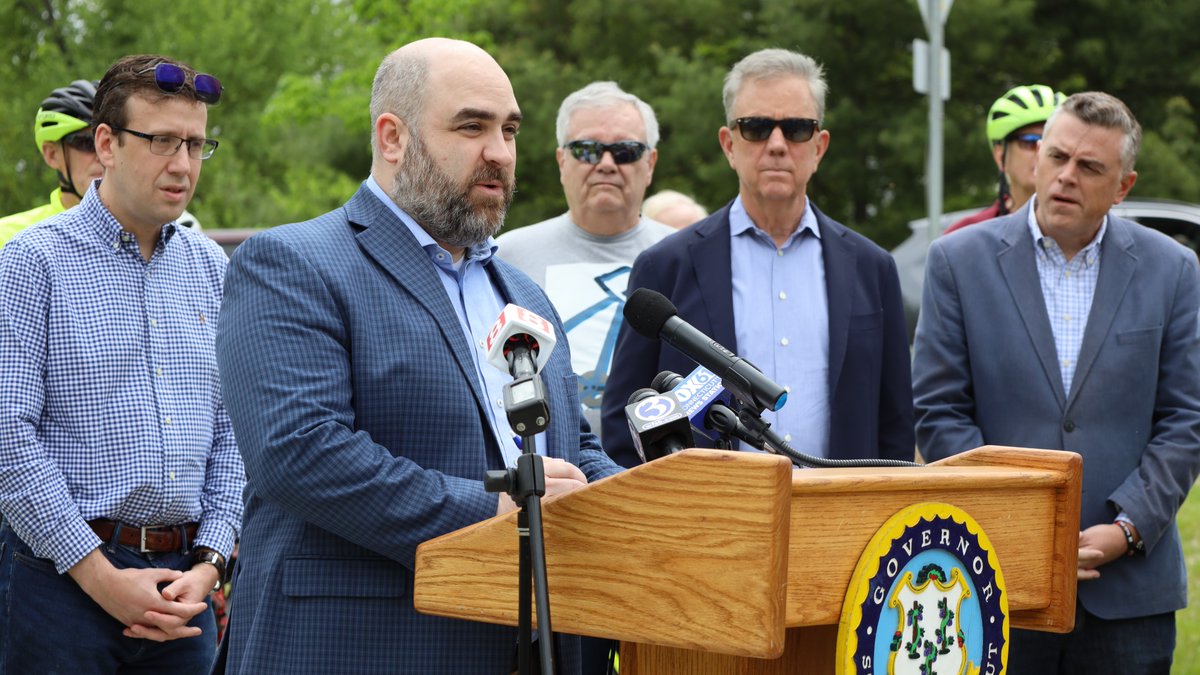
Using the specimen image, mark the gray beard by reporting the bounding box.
[388,134,513,249]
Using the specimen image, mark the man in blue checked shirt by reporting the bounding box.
[0,54,242,674]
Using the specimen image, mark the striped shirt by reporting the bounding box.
[0,183,243,572]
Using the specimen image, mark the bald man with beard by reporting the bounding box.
[214,38,623,674]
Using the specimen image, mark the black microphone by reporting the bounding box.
[623,288,788,413]
[623,387,693,463]
[652,367,735,443]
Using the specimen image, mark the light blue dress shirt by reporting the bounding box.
[1027,197,1105,396]
[729,195,830,457]
[366,177,535,467]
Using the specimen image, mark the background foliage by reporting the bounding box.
[2,0,1198,250]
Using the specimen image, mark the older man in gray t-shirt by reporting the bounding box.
[497,81,674,443]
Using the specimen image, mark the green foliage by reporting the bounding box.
[1,0,1198,253]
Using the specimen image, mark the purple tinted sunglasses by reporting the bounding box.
[139,62,223,105]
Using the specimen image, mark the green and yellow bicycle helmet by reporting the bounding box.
[985,84,1065,144]
[33,80,96,151]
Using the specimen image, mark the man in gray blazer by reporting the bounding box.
[913,91,1200,672]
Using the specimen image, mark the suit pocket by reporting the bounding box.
[1116,326,1161,345]
[282,557,411,598]
[848,310,883,331]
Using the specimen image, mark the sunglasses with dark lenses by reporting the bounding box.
[1010,133,1042,151]
[139,62,223,105]
[733,117,820,143]
[565,140,649,165]
[62,132,96,154]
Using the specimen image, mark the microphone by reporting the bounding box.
[653,366,734,442]
[485,304,558,436]
[623,289,788,413]
[623,387,693,463]
[486,304,558,377]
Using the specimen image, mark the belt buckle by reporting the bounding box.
[139,526,152,553]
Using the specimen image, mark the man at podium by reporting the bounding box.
[913,91,1200,673]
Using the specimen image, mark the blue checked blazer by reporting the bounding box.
[214,184,622,674]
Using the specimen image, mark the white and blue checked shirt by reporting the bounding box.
[1028,198,1106,395]
[0,183,243,573]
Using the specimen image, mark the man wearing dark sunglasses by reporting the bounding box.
[0,54,240,675]
[0,80,105,243]
[603,48,915,470]
[497,82,674,449]
[944,84,1065,235]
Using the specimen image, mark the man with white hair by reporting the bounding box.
[497,81,674,442]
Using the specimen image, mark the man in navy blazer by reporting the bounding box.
[215,39,622,674]
[601,49,914,467]
[913,92,1200,672]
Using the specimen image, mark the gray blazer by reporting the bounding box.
[912,203,1200,619]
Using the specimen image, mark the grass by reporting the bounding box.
[1178,487,1200,671]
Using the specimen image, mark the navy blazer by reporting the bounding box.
[215,185,622,674]
[913,204,1200,619]
[600,200,914,468]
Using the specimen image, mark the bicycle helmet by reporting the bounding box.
[34,80,97,151]
[985,84,1065,144]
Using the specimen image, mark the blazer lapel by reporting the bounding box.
[347,186,490,415]
[817,208,855,393]
[996,209,1068,407]
[1066,217,1136,407]
[689,207,738,353]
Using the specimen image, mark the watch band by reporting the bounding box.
[192,547,227,589]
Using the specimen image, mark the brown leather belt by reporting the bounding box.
[88,519,199,553]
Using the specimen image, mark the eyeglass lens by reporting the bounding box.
[567,140,648,165]
[153,63,223,105]
[1012,133,1042,150]
[735,117,819,143]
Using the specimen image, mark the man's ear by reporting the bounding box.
[94,124,118,170]
[376,113,409,165]
[40,141,64,172]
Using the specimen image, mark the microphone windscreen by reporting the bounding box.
[628,387,660,405]
[651,370,683,392]
[623,288,677,338]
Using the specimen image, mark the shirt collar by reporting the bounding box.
[728,194,821,247]
[1027,195,1107,264]
[82,180,177,251]
[365,175,498,270]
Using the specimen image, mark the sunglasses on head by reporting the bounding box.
[1009,133,1042,151]
[138,62,223,105]
[565,140,649,165]
[733,117,820,143]
[62,132,96,154]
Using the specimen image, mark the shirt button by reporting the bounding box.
[168,471,176,480]
[150,319,157,327]
[496,398,504,408]
[164,416,172,425]
[1063,315,1071,322]
[155,367,163,377]
[1061,359,1070,367]
[1063,420,1076,432]
[778,291,787,300]
[780,337,789,346]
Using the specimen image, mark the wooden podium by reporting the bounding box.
[414,446,1081,674]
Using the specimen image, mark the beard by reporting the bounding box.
[388,133,515,249]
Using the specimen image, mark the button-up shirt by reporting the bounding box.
[729,195,830,457]
[0,182,243,572]
[365,177,534,467]
[1028,197,1106,395]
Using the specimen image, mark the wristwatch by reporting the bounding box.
[192,547,227,591]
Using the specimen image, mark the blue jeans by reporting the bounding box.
[1008,604,1174,674]
[0,521,216,675]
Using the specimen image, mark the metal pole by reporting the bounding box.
[926,0,944,243]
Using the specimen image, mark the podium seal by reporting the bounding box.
[837,502,1008,675]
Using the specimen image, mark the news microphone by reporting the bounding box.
[485,304,558,377]
[623,288,788,413]
[485,305,558,436]
[653,367,734,442]
[623,386,693,463]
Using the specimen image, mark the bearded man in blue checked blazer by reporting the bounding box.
[214,38,625,674]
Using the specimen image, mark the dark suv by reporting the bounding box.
[891,199,1200,338]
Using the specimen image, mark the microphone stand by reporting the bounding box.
[484,344,557,675]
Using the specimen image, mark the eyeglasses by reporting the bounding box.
[1010,133,1042,151]
[110,125,219,160]
[565,140,649,165]
[137,62,223,105]
[62,132,96,154]
[732,117,820,143]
